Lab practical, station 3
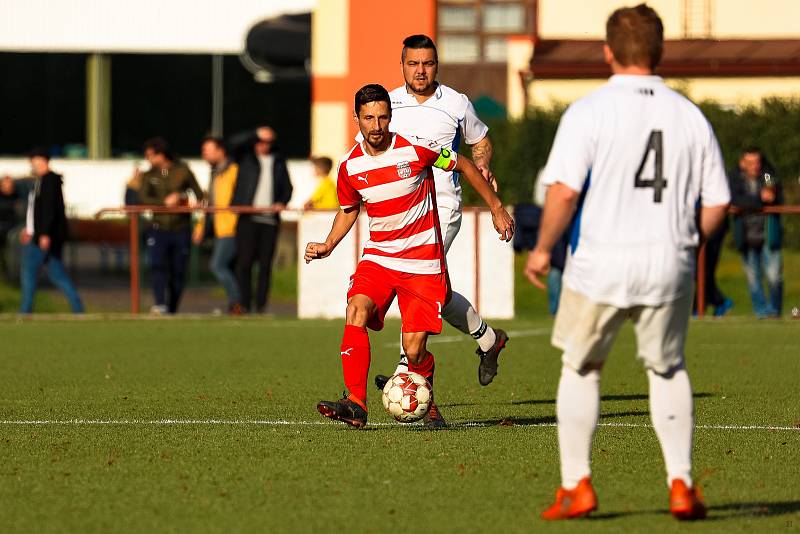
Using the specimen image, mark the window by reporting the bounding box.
[437,1,535,63]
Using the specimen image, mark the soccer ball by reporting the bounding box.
[381,371,432,423]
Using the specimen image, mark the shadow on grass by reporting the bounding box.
[580,500,800,521]
[462,410,648,427]
[440,392,715,408]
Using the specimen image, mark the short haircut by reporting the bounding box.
[402,34,438,62]
[354,84,391,115]
[143,136,174,160]
[311,156,333,176]
[606,4,664,69]
[741,145,762,157]
[202,135,227,153]
[27,146,50,161]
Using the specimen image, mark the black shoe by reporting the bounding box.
[477,329,509,386]
[374,374,391,391]
[317,394,368,428]
[423,401,447,430]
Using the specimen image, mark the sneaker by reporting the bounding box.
[374,374,391,391]
[670,479,706,520]
[476,329,509,386]
[317,394,368,428]
[228,303,245,316]
[149,305,168,316]
[713,298,733,317]
[423,401,447,430]
[540,477,598,520]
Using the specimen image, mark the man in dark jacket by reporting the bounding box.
[729,146,783,318]
[19,149,84,314]
[229,126,293,313]
[138,137,204,314]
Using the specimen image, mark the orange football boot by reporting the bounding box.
[541,477,598,520]
[670,479,707,520]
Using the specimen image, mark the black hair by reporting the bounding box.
[143,136,174,160]
[402,34,438,62]
[26,146,50,161]
[741,145,762,156]
[201,135,227,153]
[354,84,391,115]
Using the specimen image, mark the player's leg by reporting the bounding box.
[439,206,508,385]
[317,262,394,428]
[632,291,706,520]
[542,288,625,520]
[397,271,447,429]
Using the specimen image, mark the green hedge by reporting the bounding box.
[464,97,800,248]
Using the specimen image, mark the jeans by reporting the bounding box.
[741,246,783,317]
[547,267,563,316]
[236,218,279,313]
[147,229,191,313]
[210,236,240,306]
[20,243,84,313]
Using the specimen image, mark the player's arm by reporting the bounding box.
[699,204,728,242]
[451,155,514,242]
[304,205,360,263]
[524,183,579,289]
[470,136,496,191]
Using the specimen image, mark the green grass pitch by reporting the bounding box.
[1,316,799,533]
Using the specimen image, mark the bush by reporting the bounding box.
[465,97,800,247]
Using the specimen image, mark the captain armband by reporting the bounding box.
[433,148,458,172]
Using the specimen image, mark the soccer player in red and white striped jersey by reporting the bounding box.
[305,84,514,428]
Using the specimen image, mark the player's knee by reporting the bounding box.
[345,300,372,327]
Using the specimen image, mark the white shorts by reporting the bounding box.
[552,286,692,375]
[438,206,462,255]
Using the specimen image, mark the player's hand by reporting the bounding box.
[304,242,332,263]
[490,206,515,242]
[525,248,550,290]
[478,165,498,192]
[38,234,51,251]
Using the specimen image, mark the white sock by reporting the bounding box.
[648,367,694,488]
[557,365,601,490]
[394,332,408,375]
[442,292,496,352]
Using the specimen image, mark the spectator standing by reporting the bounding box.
[138,137,204,314]
[730,147,783,318]
[194,137,243,315]
[229,126,293,313]
[1,175,21,279]
[19,149,84,314]
[303,156,339,210]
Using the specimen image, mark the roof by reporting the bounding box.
[530,39,800,79]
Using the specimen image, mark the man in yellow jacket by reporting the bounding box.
[194,136,243,314]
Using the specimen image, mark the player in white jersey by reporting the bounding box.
[525,5,730,521]
[371,35,510,403]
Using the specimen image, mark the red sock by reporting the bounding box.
[408,351,435,388]
[340,325,371,409]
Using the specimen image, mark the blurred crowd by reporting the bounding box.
[0,125,345,315]
[0,139,788,317]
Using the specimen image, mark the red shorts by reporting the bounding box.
[347,260,447,334]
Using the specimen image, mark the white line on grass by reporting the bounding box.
[0,419,797,431]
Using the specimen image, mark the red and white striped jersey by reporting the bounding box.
[337,133,458,275]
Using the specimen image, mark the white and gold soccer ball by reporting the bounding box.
[381,371,432,423]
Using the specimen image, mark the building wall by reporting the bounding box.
[537,0,800,39]
[311,0,436,161]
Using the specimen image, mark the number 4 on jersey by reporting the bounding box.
[634,130,667,203]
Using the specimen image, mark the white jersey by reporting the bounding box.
[358,83,488,211]
[541,75,730,308]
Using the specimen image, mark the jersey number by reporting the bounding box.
[634,130,667,203]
